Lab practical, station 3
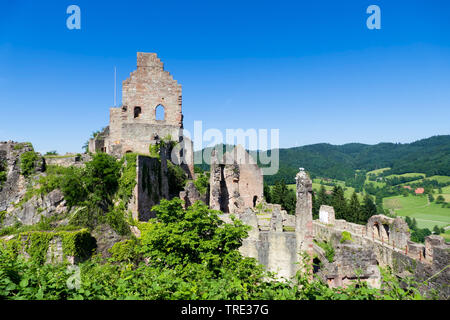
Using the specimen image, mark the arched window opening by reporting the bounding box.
[134,106,142,118]
[125,150,132,154]
[122,105,128,112]
[155,104,165,121]
[253,195,258,207]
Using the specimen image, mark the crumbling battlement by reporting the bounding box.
[313,208,450,298]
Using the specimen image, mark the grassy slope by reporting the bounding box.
[383,195,450,229]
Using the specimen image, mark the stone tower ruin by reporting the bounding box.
[89,52,193,177]
[209,145,264,214]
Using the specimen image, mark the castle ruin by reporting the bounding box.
[89,52,194,178]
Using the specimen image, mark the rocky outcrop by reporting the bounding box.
[179,181,207,208]
[91,224,125,259]
[0,141,39,212]
[2,189,68,227]
[0,141,56,227]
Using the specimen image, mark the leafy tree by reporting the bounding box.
[411,228,431,243]
[360,195,377,224]
[331,186,347,220]
[433,225,441,235]
[84,153,121,208]
[316,185,330,207]
[167,161,187,196]
[263,182,272,203]
[60,166,87,207]
[348,192,361,223]
[271,180,296,214]
[139,199,251,275]
[435,195,445,204]
[312,191,319,220]
[193,172,209,196]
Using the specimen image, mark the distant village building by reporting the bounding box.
[415,187,425,195]
[403,185,412,190]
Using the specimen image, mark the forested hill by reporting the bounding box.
[195,135,450,185]
[265,135,450,184]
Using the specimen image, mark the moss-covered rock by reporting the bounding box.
[0,228,95,264]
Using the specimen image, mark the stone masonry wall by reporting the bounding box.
[209,145,263,214]
[313,218,450,298]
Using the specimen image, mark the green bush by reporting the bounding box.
[105,206,131,236]
[167,162,187,196]
[60,167,86,207]
[20,151,38,177]
[117,153,137,204]
[0,171,6,187]
[340,231,353,243]
[193,172,209,195]
[314,240,335,263]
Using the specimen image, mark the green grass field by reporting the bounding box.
[364,169,389,188]
[398,175,450,187]
[383,195,450,229]
[384,172,425,180]
[366,168,390,175]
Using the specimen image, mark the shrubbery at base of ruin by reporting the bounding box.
[0,198,428,300]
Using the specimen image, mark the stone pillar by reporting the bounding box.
[295,168,314,266]
[209,149,221,211]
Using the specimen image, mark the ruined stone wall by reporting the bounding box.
[129,155,169,222]
[226,208,303,280]
[313,218,450,298]
[222,169,313,280]
[209,145,263,214]
[44,154,91,168]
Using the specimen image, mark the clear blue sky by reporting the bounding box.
[1,0,449,154]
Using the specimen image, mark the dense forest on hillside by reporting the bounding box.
[195,136,450,185]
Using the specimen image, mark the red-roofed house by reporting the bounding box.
[415,188,424,195]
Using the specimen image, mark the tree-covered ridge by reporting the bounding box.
[265,135,450,184]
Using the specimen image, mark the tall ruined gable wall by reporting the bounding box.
[106,53,183,156]
[121,52,182,126]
